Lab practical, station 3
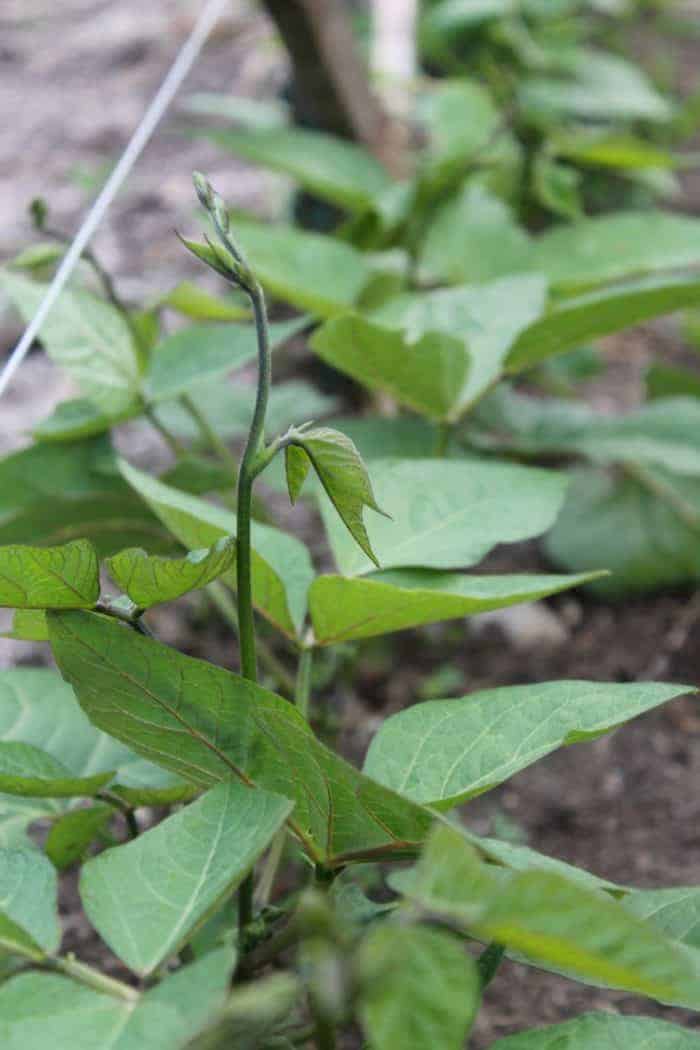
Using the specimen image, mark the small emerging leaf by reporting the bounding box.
[289,427,388,567]
[0,540,99,609]
[106,536,235,608]
[284,444,311,504]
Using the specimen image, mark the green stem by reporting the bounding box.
[144,405,186,456]
[295,647,314,719]
[44,955,138,1002]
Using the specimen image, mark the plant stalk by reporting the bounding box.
[44,954,138,1002]
[295,647,314,719]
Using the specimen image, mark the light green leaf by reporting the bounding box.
[372,274,548,410]
[527,211,700,292]
[119,460,313,636]
[81,781,292,974]
[490,1013,700,1049]
[364,681,692,808]
[0,540,99,609]
[319,457,568,576]
[284,444,311,504]
[33,398,137,443]
[0,742,114,798]
[46,804,113,870]
[420,181,531,286]
[157,280,249,322]
[311,314,469,421]
[48,611,434,867]
[106,537,235,608]
[289,427,388,566]
[186,972,300,1050]
[0,436,174,556]
[309,569,601,644]
[0,669,182,846]
[198,126,390,212]
[358,924,479,1050]
[327,416,436,460]
[2,610,48,642]
[0,272,140,413]
[232,219,370,317]
[553,130,679,170]
[0,848,60,957]
[145,317,305,403]
[544,464,700,596]
[508,273,700,372]
[626,886,700,950]
[0,949,233,1050]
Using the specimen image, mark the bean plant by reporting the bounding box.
[0,175,698,1049]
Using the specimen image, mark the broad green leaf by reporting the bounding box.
[420,182,531,286]
[198,126,390,212]
[0,540,99,609]
[626,887,700,950]
[284,444,311,503]
[401,826,699,1005]
[319,457,568,576]
[373,274,547,410]
[508,273,700,371]
[81,781,292,974]
[462,832,621,895]
[33,398,137,442]
[527,211,700,292]
[289,427,388,566]
[553,131,679,171]
[544,465,700,596]
[158,280,249,321]
[145,317,305,403]
[647,362,700,401]
[309,569,601,644]
[0,949,233,1050]
[107,537,235,608]
[45,804,113,870]
[472,389,700,475]
[119,460,313,636]
[0,669,182,845]
[0,436,174,556]
[364,681,692,808]
[0,742,114,798]
[0,848,60,957]
[0,272,140,412]
[358,924,479,1050]
[232,219,371,317]
[490,1013,700,1049]
[48,611,433,867]
[311,314,469,421]
[328,417,436,460]
[2,610,48,642]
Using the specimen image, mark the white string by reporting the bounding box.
[0,0,230,402]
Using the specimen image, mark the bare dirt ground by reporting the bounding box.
[1,3,700,1046]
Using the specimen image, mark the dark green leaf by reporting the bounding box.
[284,445,311,504]
[646,362,700,401]
[48,611,433,867]
[81,781,292,974]
[364,681,692,808]
[106,537,235,608]
[0,540,99,609]
[45,804,112,870]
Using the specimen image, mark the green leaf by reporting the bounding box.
[311,314,469,421]
[0,742,114,798]
[372,274,547,410]
[309,569,601,644]
[231,219,370,317]
[145,317,305,403]
[358,924,479,1050]
[2,610,48,642]
[508,273,700,372]
[0,669,182,846]
[0,436,174,556]
[48,611,434,867]
[186,972,300,1050]
[532,154,583,222]
[647,362,700,401]
[401,825,699,1006]
[364,681,692,808]
[284,444,311,504]
[289,427,388,567]
[553,130,679,171]
[45,804,112,870]
[33,398,137,443]
[490,1013,700,1049]
[319,457,568,577]
[626,886,700,950]
[0,540,99,609]
[0,272,140,413]
[527,211,700,292]
[157,280,250,322]
[81,781,292,974]
[0,848,60,958]
[119,460,313,636]
[544,465,700,596]
[419,181,531,286]
[106,537,235,608]
[0,949,233,1050]
[197,126,390,212]
[326,417,436,460]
